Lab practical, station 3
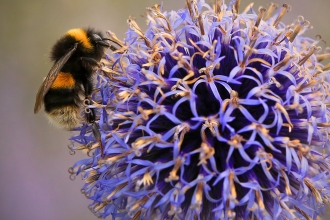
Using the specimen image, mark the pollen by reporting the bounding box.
[66,28,93,51]
[51,72,75,89]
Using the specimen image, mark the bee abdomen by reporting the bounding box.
[44,88,82,130]
[51,72,76,89]
[45,105,81,130]
[44,88,80,109]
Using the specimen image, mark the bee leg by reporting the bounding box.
[100,38,120,51]
[80,57,100,68]
[83,98,95,123]
[84,99,104,157]
[82,79,105,157]
[109,45,118,51]
[92,123,105,157]
[86,107,96,123]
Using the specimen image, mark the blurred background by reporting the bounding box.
[0,0,329,219]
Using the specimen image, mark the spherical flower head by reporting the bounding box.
[69,0,330,219]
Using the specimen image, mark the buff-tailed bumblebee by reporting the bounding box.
[34,28,110,130]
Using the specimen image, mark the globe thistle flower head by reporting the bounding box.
[69,0,330,219]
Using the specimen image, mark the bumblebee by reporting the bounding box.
[34,28,109,130]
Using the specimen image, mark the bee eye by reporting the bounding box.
[92,34,102,41]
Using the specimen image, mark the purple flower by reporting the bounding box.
[68,0,330,219]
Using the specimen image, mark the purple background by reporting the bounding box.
[0,0,329,219]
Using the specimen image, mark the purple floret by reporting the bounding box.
[69,1,330,219]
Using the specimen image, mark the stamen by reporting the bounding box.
[130,193,156,212]
[316,47,330,62]
[280,169,292,195]
[234,0,240,14]
[173,123,190,150]
[199,66,214,82]
[298,46,318,65]
[317,53,330,62]
[284,102,303,114]
[132,210,142,220]
[188,38,205,55]
[288,17,310,43]
[257,148,274,170]
[106,182,128,200]
[275,103,294,130]
[308,122,330,128]
[226,198,236,218]
[231,3,238,20]
[168,185,183,215]
[222,90,240,112]
[198,14,205,35]
[272,30,285,45]
[271,189,296,218]
[273,4,291,28]
[227,134,244,149]
[230,90,239,105]
[255,7,266,30]
[264,2,278,21]
[201,117,219,137]
[165,157,184,182]
[322,63,330,71]
[295,79,317,93]
[294,206,312,220]
[240,45,256,68]
[229,172,237,199]
[273,55,292,72]
[304,179,322,203]
[127,17,151,47]
[141,68,167,86]
[255,190,265,210]
[217,23,227,35]
[186,0,198,21]
[197,142,215,165]
[86,171,100,183]
[171,52,192,71]
[190,175,204,213]
[203,40,218,61]
[132,134,164,155]
[147,5,172,32]
[195,181,204,206]
[143,170,154,185]
[93,202,107,212]
[322,195,330,205]
[242,3,254,14]
[174,83,192,98]
[106,31,125,48]
[214,0,222,14]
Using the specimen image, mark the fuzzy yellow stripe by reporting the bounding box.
[67,28,93,51]
[51,72,75,89]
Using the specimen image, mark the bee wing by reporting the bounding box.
[34,43,78,114]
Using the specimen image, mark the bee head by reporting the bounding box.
[51,28,109,61]
[90,33,110,47]
[67,28,109,51]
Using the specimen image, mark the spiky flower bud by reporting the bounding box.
[69,0,330,219]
